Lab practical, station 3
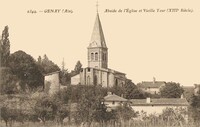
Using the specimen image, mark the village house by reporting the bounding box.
[130,97,189,115]
[102,93,189,122]
[137,78,166,95]
[103,92,128,111]
[71,13,127,87]
[130,97,189,123]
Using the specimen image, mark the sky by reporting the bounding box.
[0,0,200,86]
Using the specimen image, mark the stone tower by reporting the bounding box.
[88,13,108,69]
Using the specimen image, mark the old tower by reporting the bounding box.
[87,13,108,69]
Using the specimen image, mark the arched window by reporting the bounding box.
[95,52,98,61]
[91,53,94,61]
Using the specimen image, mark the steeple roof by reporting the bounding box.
[89,13,107,48]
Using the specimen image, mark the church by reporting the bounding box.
[71,12,127,88]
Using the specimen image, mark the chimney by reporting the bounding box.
[153,77,156,84]
[146,97,151,103]
[181,94,184,99]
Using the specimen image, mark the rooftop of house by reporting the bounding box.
[137,78,166,88]
[130,98,189,106]
[104,92,127,102]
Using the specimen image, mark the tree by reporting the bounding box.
[8,50,43,90]
[74,85,107,126]
[115,103,138,127]
[66,60,82,83]
[93,101,118,126]
[51,90,70,126]
[37,54,60,74]
[0,106,22,127]
[0,94,34,127]
[67,85,83,103]
[37,56,42,64]
[61,58,66,72]
[33,91,70,126]
[74,60,82,74]
[109,80,148,99]
[160,107,187,126]
[110,85,125,97]
[124,80,147,99]
[34,94,57,125]
[0,26,10,67]
[0,106,10,127]
[60,58,70,85]
[160,82,184,98]
[0,68,19,94]
[191,94,200,123]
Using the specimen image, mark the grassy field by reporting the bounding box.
[0,121,200,127]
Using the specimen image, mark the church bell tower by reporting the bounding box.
[88,13,108,69]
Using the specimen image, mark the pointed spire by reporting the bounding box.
[61,57,65,71]
[89,13,107,48]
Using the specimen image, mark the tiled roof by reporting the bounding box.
[137,81,166,88]
[130,98,189,106]
[104,94,127,102]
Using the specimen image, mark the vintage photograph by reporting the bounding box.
[0,0,200,127]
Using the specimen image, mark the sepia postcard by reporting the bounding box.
[0,0,200,127]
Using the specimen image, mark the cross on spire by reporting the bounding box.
[96,0,99,13]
